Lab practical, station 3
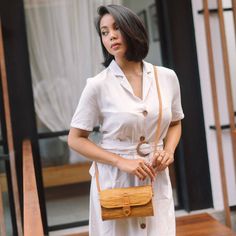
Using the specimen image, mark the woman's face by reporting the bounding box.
[100,14,127,60]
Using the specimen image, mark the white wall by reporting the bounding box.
[123,0,162,66]
[191,0,236,210]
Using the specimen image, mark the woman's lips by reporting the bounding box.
[111,43,121,49]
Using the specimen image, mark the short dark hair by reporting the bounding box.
[95,5,149,67]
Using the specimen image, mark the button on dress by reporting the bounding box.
[71,60,184,236]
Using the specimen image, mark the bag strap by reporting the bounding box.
[95,161,101,192]
[153,66,163,154]
[95,66,162,192]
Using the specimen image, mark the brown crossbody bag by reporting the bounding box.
[95,66,162,221]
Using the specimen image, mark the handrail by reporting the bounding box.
[23,139,44,236]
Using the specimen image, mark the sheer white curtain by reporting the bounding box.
[24,0,121,162]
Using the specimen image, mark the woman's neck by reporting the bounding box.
[115,57,143,78]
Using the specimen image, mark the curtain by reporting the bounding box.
[24,0,121,163]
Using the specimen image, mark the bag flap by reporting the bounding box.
[99,185,153,209]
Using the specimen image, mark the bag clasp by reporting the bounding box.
[122,193,131,216]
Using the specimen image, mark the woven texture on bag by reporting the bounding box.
[99,185,154,220]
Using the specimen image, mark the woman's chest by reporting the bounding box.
[98,80,173,127]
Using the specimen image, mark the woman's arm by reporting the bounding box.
[152,120,182,171]
[68,128,155,181]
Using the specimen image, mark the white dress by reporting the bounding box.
[71,60,184,236]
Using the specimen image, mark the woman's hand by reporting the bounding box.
[116,158,156,181]
[152,150,174,172]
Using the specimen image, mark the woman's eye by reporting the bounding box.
[101,31,108,36]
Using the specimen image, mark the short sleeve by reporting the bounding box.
[70,79,100,131]
[171,71,184,122]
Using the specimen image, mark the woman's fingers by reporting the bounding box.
[135,169,144,180]
[142,163,155,181]
[165,155,174,166]
[131,160,146,180]
[153,150,175,171]
[153,151,165,165]
[156,151,165,168]
[152,152,159,168]
[134,160,155,181]
[145,162,156,180]
[157,153,169,170]
[136,167,148,180]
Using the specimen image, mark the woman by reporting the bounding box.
[68,4,184,236]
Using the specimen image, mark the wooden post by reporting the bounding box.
[232,0,236,39]
[217,0,236,183]
[202,0,232,228]
[0,20,23,235]
[0,184,6,236]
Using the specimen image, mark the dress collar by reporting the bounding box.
[108,59,154,101]
[108,59,152,78]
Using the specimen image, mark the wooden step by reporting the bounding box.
[0,162,91,192]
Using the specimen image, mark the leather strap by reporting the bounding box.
[95,160,101,192]
[95,66,162,192]
[153,66,162,154]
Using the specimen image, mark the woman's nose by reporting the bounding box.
[110,30,117,41]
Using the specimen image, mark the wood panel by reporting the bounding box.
[0,162,91,192]
[42,162,91,187]
[23,139,44,236]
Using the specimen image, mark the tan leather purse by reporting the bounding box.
[95,66,162,221]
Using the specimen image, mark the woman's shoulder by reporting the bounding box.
[144,61,174,73]
[157,67,179,86]
[85,67,113,93]
[144,61,177,80]
[157,66,176,76]
[87,67,109,84]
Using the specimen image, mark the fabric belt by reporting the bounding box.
[99,140,164,155]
